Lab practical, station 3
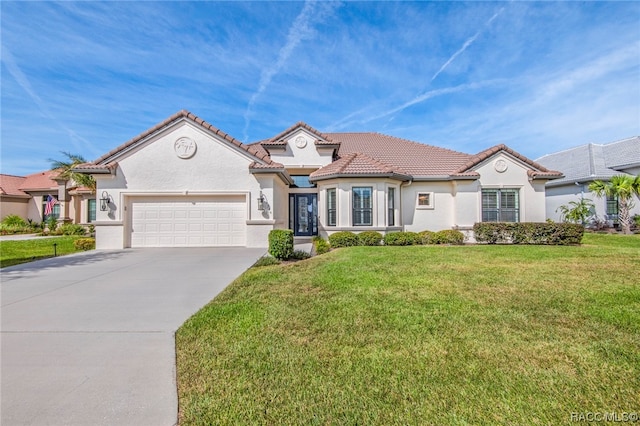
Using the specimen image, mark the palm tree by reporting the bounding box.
[49,151,96,192]
[556,198,594,225]
[589,175,640,234]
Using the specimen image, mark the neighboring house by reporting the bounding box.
[0,170,96,224]
[536,137,640,224]
[74,110,562,249]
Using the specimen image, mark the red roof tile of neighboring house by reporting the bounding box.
[19,170,62,191]
[0,174,28,196]
[93,110,274,166]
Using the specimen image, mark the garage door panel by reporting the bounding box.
[130,197,246,247]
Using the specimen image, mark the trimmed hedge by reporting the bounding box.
[268,229,294,260]
[328,231,359,248]
[435,229,465,245]
[473,222,584,245]
[419,230,437,245]
[357,231,383,246]
[383,231,420,246]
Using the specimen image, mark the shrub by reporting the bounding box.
[357,231,383,246]
[328,231,359,248]
[473,222,584,245]
[312,236,330,255]
[383,231,420,246]
[290,250,311,260]
[74,238,95,251]
[268,229,294,260]
[419,230,437,245]
[434,229,465,245]
[252,256,281,267]
[46,216,58,232]
[59,223,87,236]
[1,214,27,227]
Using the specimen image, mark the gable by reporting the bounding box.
[113,120,264,191]
[263,127,336,169]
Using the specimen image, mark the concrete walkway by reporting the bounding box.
[1,247,265,425]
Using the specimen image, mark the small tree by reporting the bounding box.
[49,151,96,192]
[589,175,640,234]
[556,198,594,225]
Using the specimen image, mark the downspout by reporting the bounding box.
[400,179,413,231]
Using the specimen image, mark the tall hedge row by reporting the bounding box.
[473,222,584,245]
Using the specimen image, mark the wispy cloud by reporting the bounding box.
[242,1,340,140]
[431,7,505,82]
[1,45,95,155]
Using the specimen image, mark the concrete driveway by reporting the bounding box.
[1,247,265,425]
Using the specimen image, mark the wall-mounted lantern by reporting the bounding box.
[257,191,266,211]
[100,191,112,211]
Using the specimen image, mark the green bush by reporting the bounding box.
[328,231,359,248]
[419,230,437,244]
[2,214,27,227]
[312,236,330,255]
[59,223,87,236]
[357,231,383,246]
[434,229,465,245]
[473,222,584,245]
[383,231,420,246]
[290,250,311,260]
[46,217,58,232]
[268,229,294,260]
[73,238,95,251]
[252,256,281,267]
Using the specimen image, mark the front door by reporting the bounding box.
[290,194,317,236]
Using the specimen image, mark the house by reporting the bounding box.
[74,110,562,249]
[0,170,95,224]
[536,137,640,224]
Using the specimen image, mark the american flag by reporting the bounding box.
[44,195,58,216]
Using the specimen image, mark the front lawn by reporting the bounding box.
[0,236,89,268]
[176,233,640,425]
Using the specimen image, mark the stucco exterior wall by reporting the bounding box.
[474,153,549,223]
[546,183,640,224]
[268,130,334,168]
[401,182,456,232]
[0,197,29,220]
[94,121,275,248]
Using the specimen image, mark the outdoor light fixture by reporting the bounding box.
[100,191,112,211]
[257,191,266,211]
[257,192,265,211]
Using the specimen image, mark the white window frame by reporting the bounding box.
[352,186,373,226]
[326,187,337,227]
[416,192,434,209]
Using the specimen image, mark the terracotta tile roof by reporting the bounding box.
[456,144,562,177]
[18,170,61,191]
[310,152,410,180]
[325,132,472,177]
[73,162,118,174]
[93,110,273,166]
[248,161,286,170]
[0,174,28,196]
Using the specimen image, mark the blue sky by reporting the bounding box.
[2,1,639,176]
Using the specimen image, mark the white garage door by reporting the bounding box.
[130,196,246,247]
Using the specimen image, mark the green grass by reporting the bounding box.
[0,236,88,268]
[176,233,640,425]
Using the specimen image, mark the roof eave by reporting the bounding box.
[309,172,411,182]
[249,168,294,185]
